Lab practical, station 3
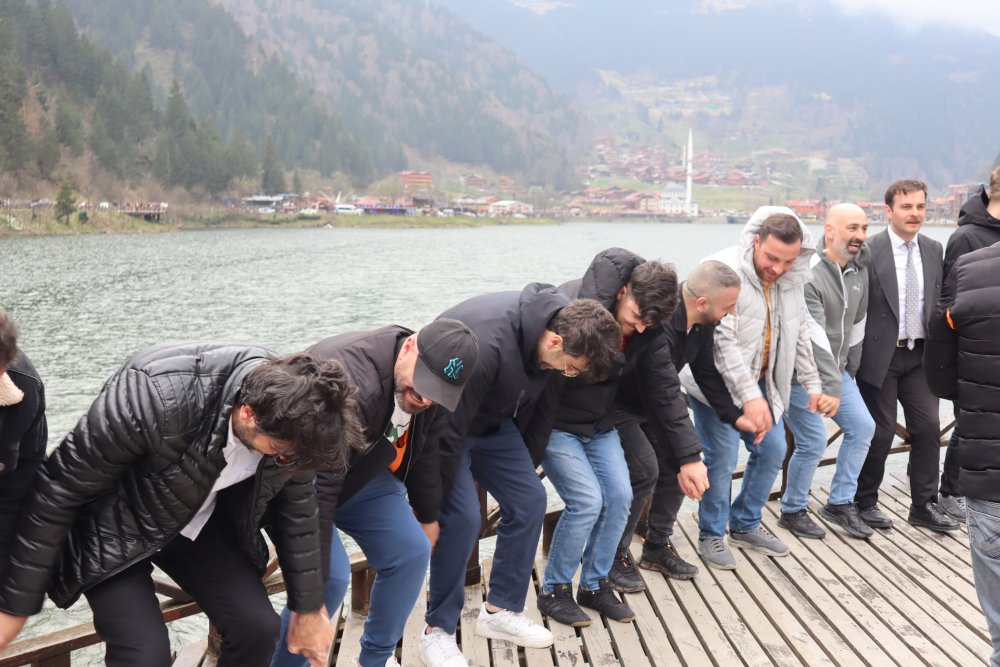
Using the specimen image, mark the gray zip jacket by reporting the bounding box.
[802,236,870,396]
[681,206,821,423]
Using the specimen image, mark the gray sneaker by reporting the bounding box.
[939,495,967,523]
[698,536,736,570]
[728,526,790,556]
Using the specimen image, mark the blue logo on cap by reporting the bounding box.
[443,357,464,380]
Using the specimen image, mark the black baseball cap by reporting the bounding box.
[412,319,479,412]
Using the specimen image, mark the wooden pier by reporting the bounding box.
[0,420,988,666]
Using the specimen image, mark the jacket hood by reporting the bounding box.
[736,206,815,287]
[814,233,871,271]
[957,185,998,230]
[577,248,645,310]
[518,282,570,369]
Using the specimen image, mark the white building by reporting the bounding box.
[488,200,534,217]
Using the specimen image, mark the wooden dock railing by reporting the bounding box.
[0,415,956,666]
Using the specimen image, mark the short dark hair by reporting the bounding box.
[627,261,679,325]
[0,310,19,369]
[989,166,1000,200]
[548,298,622,381]
[757,213,803,245]
[239,353,364,471]
[885,179,927,207]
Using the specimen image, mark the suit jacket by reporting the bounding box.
[857,229,943,389]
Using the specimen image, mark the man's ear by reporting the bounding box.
[544,330,564,352]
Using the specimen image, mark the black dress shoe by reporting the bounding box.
[858,505,893,529]
[908,502,960,532]
[778,509,827,539]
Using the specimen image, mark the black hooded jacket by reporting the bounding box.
[924,243,1000,501]
[0,343,325,616]
[309,327,445,547]
[436,283,568,493]
[0,350,47,574]
[944,185,1000,277]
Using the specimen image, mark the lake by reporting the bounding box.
[0,221,956,662]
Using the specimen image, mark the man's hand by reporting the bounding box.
[0,612,28,651]
[741,397,773,439]
[815,394,840,418]
[806,394,822,415]
[287,607,333,667]
[734,415,766,445]
[420,520,440,550]
[677,460,710,500]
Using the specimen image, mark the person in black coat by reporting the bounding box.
[271,320,478,667]
[924,241,1000,665]
[0,311,46,578]
[937,167,1000,520]
[0,342,364,667]
[420,284,621,667]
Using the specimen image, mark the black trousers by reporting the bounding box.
[617,421,686,549]
[857,342,941,508]
[940,401,961,497]
[84,511,280,667]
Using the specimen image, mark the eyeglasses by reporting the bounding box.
[561,356,587,378]
[271,443,299,467]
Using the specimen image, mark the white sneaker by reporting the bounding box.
[385,657,401,667]
[475,604,554,648]
[419,626,468,667]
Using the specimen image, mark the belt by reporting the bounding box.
[896,338,923,349]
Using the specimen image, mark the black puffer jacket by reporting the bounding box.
[944,186,999,277]
[924,243,1000,501]
[0,350,47,573]
[437,283,568,492]
[0,343,324,615]
[310,327,444,532]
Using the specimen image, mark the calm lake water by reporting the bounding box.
[0,221,956,662]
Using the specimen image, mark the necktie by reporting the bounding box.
[904,241,919,349]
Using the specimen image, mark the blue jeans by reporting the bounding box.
[782,372,876,511]
[690,385,787,539]
[426,419,547,634]
[271,470,431,667]
[968,498,1000,667]
[541,428,632,591]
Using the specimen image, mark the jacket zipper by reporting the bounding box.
[512,389,525,419]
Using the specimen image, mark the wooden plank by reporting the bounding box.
[481,559,519,667]
[172,639,207,667]
[804,495,987,664]
[459,572,490,667]
[874,483,972,565]
[622,540,683,667]
[625,540,710,667]
[579,607,624,667]
[400,583,427,667]
[882,471,970,546]
[747,509,901,666]
[534,557,586,667]
[670,514,758,665]
[334,609,364,667]
[521,561,557,667]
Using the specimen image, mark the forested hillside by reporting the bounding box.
[0,0,369,196]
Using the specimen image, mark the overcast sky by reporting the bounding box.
[831,0,1000,37]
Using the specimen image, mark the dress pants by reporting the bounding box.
[85,510,280,667]
[857,342,941,508]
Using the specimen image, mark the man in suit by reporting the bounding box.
[855,179,959,532]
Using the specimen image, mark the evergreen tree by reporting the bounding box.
[292,169,302,195]
[55,98,84,154]
[36,115,60,177]
[55,181,75,223]
[260,135,285,194]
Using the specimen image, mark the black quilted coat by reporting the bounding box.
[0,342,324,616]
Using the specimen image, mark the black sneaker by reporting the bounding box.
[608,548,645,593]
[818,502,873,539]
[778,509,827,539]
[639,541,698,579]
[908,502,960,532]
[857,505,893,529]
[537,583,591,627]
[577,578,635,623]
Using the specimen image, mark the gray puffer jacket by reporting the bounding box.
[681,206,821,422]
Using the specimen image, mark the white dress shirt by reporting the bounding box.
[181,418,263,540]
[886,225,925,341]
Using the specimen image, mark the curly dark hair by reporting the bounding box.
[239,352,365,472]
[628,260,679,325]
[0,310,19,369]
[548,298,622,382]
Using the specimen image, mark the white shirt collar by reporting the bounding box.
[886,225,918,250]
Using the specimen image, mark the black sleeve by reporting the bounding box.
[269,470,325,613]
[517,375,565,467]
[923,265,959,400]
[314,470,345,581]
[0,381,46,576]
[633,336,701,466]
[690,331,742,426]
[943,233,971,279]
[402,409,445,523]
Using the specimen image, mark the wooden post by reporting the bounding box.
[351,568,376,616]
